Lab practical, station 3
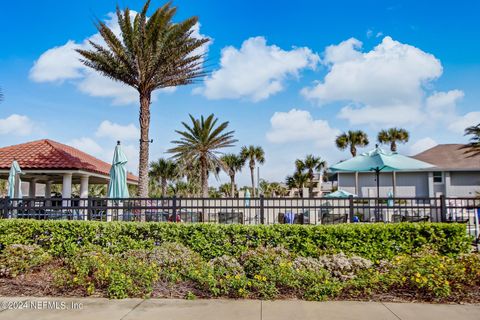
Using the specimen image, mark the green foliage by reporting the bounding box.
[55,247,160,298]
[0,220,471,262]
[347,249,480,300]
[0,244,51,278]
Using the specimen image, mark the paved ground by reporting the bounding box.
[0,297,479,320]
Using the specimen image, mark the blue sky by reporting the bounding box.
[1,0,479,186]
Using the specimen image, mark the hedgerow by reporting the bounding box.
[0,220,471,261]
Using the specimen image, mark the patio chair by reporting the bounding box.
[320,212,348,224]
[218,211,244,224]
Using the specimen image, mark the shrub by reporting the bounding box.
[0,244,51,278]
[55,248,159,298]
[0,220,471,262]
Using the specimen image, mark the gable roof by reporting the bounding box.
[413,144,480,170]
[0,139,138,182]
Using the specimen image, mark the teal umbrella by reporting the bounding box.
[7,160,23,198]
[330,146,434,197]
[324,189,357,198]
[107,141,130,198]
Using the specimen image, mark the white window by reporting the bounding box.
[433,172,443,184]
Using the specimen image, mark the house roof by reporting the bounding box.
[0,139,138,182]
[413,144,480,170]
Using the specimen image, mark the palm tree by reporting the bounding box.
[240,145,265,197]
[218,183,232,197]
[149,158,178,197]
[168,114,237,197]
[285,171,309,197]
[76,1,209,198]
[463,123,480,157]
[335,130,369,157]
[0,87,3,102]
[377,128,409,152]
[295,154,327,197]
[220,153,245,197]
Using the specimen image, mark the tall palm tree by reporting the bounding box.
[335,130,369,157]
[285,171,309,197]
[377,128,409,152]
[240,145,265,197]
[220,153,245,197]
[168,114,237,197]
[76,1,209,198]
[463,123,480,157]
[295,154,327,197]
[149,158,178,197]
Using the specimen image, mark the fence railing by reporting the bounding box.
[1,195,479,236]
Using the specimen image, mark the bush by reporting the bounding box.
[55,247,159,298]
[0,244,51,278]
[0,220,471,261]
[346,249,480,300]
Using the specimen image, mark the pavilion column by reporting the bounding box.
[62,173,72,207]
[355,172,359,196]
[29,178,38,198]
[79,175,89,220]
[80,175,89,198]
[45,181,52,198]
[392,171,397,197]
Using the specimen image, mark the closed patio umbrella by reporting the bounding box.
[7,160,23,198]
[329,146,434,198]
[107,141,130,198]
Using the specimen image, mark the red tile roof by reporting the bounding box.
[0,139,138,182]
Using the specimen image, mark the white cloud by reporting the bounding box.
[0,114,34,136]
[323,38,362,65]
[68,137,103,156]
[95,120,139,141]
[30,12,208,105]
[409,137,437,155]
[448,112,480,134]
[338,103,424,126]
[426,90,464,119]
[266,109,339,147]
[302,36,443,126]
[196,36,320,101]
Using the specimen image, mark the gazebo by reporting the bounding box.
[0,139,138,198]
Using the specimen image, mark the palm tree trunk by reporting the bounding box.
[250,164,255,197]
[138,92,151,200]
[350,145,357,157]
[391,141,397,152]
[200,156,208,197]
[230,174,235,197]
[161,178,167,198]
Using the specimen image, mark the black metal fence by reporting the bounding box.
[1,195,479,235]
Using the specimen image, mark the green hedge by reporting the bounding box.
[0,220,471,261]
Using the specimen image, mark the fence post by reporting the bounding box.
[172,196,177,223]
[260,195,265,224]
[87,196,92,221]
[3,196,9,219]
[440,195,447,222]
[349,195,354,222]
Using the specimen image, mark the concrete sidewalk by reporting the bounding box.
[0,297,479,320]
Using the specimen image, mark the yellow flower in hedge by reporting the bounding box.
[247,281,252,286]
[238,288,245,294]
[279,262,286,267]
[415,272,421,278]
[262,276,267,282]
[73,276,78,283]
[287,262,293,267]
[415,278,421,283]
[226,275,231,279]
[401,277,406,282]
[235,275,240,280]
[445,280,450,286]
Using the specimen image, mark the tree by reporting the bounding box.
[168,114,236,197]
[149,158,178,197]
[285,171,309,197]
[220,153,245,197]
[76,1,209,198]
[335,130,369,157]
[463,123,480,157]
[377,128,409,152]
[218,183,233,197]
[295,154,327,197]
[259,179,288,197]
[0,87,3,102]
[240,145,265,197]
